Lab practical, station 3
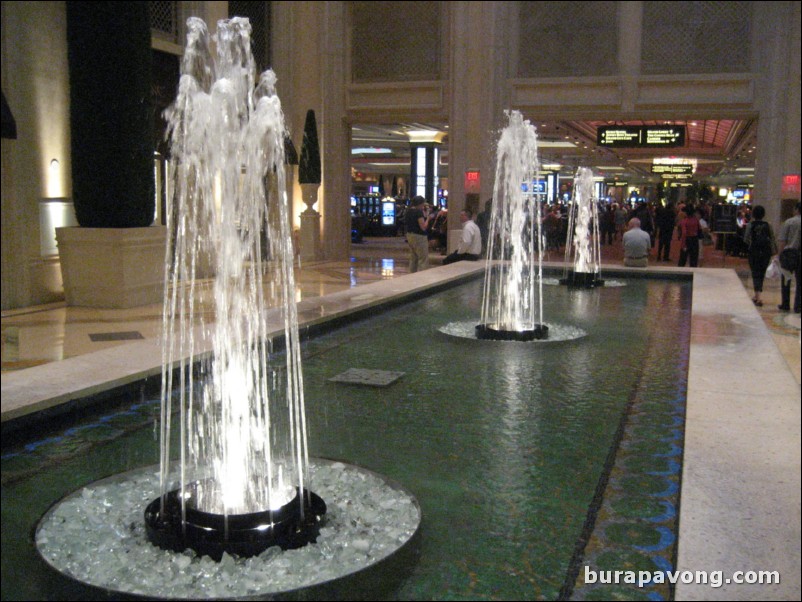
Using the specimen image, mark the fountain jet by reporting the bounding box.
[145,17,324,559]
[477,111,548,341]
[560,167,605,288]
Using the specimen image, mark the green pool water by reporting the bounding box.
[1,276,691,600]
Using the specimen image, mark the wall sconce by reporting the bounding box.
[47,158,61,198]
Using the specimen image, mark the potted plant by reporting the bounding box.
[56,2,166,308]
[298,109,322,260]
[299,109,322,210]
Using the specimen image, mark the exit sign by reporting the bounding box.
[465,169,481,193]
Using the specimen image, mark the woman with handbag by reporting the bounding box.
[743,204,778,307]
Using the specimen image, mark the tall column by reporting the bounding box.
[1,2,71,309]
[752,2,801,227]
[272,2,350,261]
[319,2,350,260]
[447,2,510,243]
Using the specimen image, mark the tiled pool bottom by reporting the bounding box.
[1,277,691,601]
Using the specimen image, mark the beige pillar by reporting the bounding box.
[447,2,510,243]
[752,2,801,228]
[1,2,71,309]
[272,1,349,261]
[319,1,351,260]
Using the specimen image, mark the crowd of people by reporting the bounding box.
[387,194,800,314]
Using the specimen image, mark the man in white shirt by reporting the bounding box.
[623,217,652,267]
[443,209,482,264]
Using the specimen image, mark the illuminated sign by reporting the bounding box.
[465,169,481,193]
[522,180,547,193]
[651,164,694,175]
[782,173,801,197]
[598,126,686,148]
[381,201,396,226]
[604,180,628,187]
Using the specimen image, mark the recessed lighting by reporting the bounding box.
[539,140,577,148]
[352,147,392,155]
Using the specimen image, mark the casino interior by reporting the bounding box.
[1,2,800,601]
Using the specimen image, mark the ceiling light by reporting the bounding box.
[406,130,446,144]
[540,140,577,148]
[351,147,392,154]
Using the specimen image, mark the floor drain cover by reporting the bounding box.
[329,368,405,387]
[88,331,145,342]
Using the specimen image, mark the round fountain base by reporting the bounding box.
[144,485,326,561]
[441,321,586,342]
[475,323,549,341]
[35,460,420,600]
[559,271,605,288]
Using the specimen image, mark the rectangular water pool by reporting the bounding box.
[1,276,692,600]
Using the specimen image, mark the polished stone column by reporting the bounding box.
[752,2,801,227]
[447,1,510,238]
[1,2,71,309]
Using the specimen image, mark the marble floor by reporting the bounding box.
[1,240,414,372]
[3,237,798,383]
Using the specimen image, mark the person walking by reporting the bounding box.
[677,205,701,267]
[743,204,778,307]
[655,203,677,261]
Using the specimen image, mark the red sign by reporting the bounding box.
[782,174,801,198]
[465,170,480,194]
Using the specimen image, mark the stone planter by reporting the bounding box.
[56,226,167,308]
[299,183,322,261]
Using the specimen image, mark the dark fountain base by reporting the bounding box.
[145,483,326,561]
[559,271,605,289]
[475,323,549,341]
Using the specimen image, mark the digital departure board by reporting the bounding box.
[597,126,686,148]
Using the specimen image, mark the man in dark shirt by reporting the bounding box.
[655,203,677,261]
[405,195,432,272]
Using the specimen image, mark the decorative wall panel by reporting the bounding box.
[517,1,618,77]
[229,1,271,73]
[149,1,177,43]
[642,1,751,74]
[350,1,442,83]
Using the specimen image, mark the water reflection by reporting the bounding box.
[381,258,395,279]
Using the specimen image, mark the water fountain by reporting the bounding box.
[33,17,420,598]
[142,15,324,560]
[560,167,605,288]
[476,111,549,341]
